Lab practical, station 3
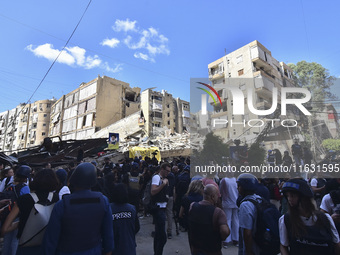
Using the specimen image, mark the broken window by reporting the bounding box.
[87,97,96,111]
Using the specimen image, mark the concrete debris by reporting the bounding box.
[117,127,194,157]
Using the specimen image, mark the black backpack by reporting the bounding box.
[0,183,26,222]
[242,198,280,255]
[142,180,157,214]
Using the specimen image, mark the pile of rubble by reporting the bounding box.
[117,127,195,157]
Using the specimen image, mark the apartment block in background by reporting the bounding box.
[207,40,297,144]
[141,89,190,136]
[49,75,141,141]
[0,99,55,153]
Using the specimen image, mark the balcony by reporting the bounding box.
[152,117,163,123]
[256,100,272,110]
[254,76,275,100]
[251,46,272,73]
[209,72,224,80]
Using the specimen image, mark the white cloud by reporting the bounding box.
[104,63,123,73]
[146,43,170,56]
[148,27,158,37]
[26,43,121,73]
[124,35,147,50]
[103,19,170,62]
[101,38,120,48]
[134,52,155,62]
[66,46,86,66]
[26,43,75,65]
[112,19,137,32]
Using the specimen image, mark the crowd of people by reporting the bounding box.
[0,146,339,255]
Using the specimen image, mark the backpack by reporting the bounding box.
[242,198,280,255]
[0,183,26,223]
[142,180,154,213]
[18,192,55,247]
[142,179,159,214]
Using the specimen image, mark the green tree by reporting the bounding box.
[247,143,266,166]
[288,61,336,110]
[199,132,229,165]
[322,139,340,151]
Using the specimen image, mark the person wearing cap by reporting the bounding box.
[43,162,114,255]
[236,173,262,255]
[109,183,140,255]
[0,165,31,255]
[279,178,340,255]
[55,169,70,200]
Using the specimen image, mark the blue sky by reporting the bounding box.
[1,0,340,113]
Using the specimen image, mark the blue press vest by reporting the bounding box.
[58,190,107,253]
[111,203,137,255]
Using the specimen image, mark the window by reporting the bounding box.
[42,132,46,136]
[168,121,170,125]
[228,72,231,77]
[44,114,47,118]
[238,69,244,76]
[47,103,51,108]
[43,123,46,126]
[233,129,236,135]
[167,104,170,108]
[236,55,243,64]
[167,112,170,117]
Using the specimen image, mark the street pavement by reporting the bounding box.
[136,215,239,255]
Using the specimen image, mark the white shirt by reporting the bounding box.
[310,178,318,187]
[151,174,167,208]
[0,176,14,192]
[58,186,71,200]
[219,177,238,208]
[279,213,340,246]
[320,194,335,214]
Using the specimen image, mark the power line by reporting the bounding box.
[3,0,92,136]
[0,12,188,84]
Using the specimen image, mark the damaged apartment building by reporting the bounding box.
[49,75,140,141]
[205,40,302,151]
[0,99,55,153]
[140,89,190,136]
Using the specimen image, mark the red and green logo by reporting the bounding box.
[196,82,222,106]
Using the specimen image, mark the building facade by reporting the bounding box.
[141,89,190,136]
[49,75,140,141]
[207,40,297,144]
[0,99,55,153]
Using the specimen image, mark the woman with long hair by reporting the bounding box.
[1,168,59,255]
[279,178,340,255]
[179,180,204,231]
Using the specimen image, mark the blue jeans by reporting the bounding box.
[2,228,18,255]
[153,208,167,255]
